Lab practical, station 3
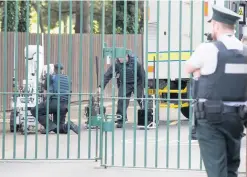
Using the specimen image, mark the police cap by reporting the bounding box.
[208,5,241,25]
[54,63,64,70]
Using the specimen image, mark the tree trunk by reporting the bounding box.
[39,12,45,33]
[83,1,90,33]
[74,9,80,33]
[74,1,90,33]
[31,2,45,33]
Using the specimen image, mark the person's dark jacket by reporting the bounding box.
[101,55,146,89]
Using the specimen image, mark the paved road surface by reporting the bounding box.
[0,105,246,176]
[0,162,208,177]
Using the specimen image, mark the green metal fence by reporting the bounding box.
[0,0,246,174]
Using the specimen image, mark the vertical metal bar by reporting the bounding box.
[200,0,205,170]
[67,0,73,159]
[155,0,160,168]
[101,1,107,166]
[122,0,127,167]
[77,0,83,159]
[188,0,194,169]
[35,1,41,159]
[104,130,108,166]
[2,0,7,160]
[13,0,19,159]
[235,1,239,38]
[46,0,51,159]
[144,0,149,168]
[88,0,94,159]
[56,0,62,159]
[177,0,183,169]
[112,0,116,166]
[166,0,171,168]
[224,0,229,8]
[99,0,105,165]
[133,0,138,167]
[95,56,99,161]
[24,0,30,159]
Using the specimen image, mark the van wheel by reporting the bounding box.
[181,107,189,119]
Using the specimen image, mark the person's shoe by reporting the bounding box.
[40,124,57,134]
[52,128,67,134]
[69,121,79,134]
[116,120,123,128]
[115,114,128,123]
[241,132,246,138]
[191,133,197,140]
[40,129,56,134]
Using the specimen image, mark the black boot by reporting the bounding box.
[38,116,57,134]
[116,119,123,128]
[40,122,57,134]
[68,121,79,134]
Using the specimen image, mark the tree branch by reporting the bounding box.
[40,3,77,14]
[31,2,45,33]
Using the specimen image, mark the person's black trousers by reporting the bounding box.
[31,98,69,133]
[196,112,244,177]
[116,83,143,122]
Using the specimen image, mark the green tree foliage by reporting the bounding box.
[38,1,76,32]
[1,1,16,31]
[1,1,31,32]
[94,1,144,34]
[0,0,144,34]
[35,0,144,34]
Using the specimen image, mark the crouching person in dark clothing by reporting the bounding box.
[31,63,79,134]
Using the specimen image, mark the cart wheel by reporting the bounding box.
[10,111,19,132]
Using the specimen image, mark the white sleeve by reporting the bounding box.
[186,42,218,70]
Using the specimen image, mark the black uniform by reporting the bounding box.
[192,5,247,177]
[31,63,78,134]
[101,55,145,125]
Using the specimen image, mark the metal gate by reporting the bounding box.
[0,0,246,175]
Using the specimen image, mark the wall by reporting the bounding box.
[0,32,143,111]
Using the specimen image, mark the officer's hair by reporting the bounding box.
[242,37,247,45]
[220,23,235,30]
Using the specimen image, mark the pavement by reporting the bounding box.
[0,162,209,177]
[0,103,246,176]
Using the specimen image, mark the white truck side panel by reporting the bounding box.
[143,1,222,81]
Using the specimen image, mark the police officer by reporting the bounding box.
[185,5,246,177]
[98,54,145,128]
[191,33,214,140]
[31,63,79,134]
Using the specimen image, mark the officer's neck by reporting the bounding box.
[217,31,235,38]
